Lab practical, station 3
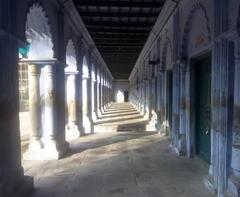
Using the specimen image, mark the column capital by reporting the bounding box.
[65,70,79,76]
[20,58,64,67]
[28,64,41,76]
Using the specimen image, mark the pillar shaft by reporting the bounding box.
[43,65,55,139]
[28,64,42,144]
[65,72,80,140]
[82,76,92,134]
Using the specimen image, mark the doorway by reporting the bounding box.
[124,91,129,102]
[194,54,211,163]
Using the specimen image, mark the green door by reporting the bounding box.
[195,56,211,163]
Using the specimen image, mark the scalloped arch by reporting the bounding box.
[180,2,211,61]
[25,3,54,59]
[82,55,89,77]
[66,39,77,68]
[161,37,173,70]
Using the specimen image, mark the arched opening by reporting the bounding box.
[65,40,80,141]
[179,3,212,160]
[18,3,54,159]
[162,38,173,136]
[116,90,124,103]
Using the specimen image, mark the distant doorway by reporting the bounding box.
[124,91,129,102]
[194,54,211,163]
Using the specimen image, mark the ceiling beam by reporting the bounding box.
[96,43,144,47]
[80,11,159,18]
[92,34,148,40]
[88,28,150,34]
[99,49,141,54]
[85,21,154,28]
[98,45,142,49]
[75,1,164,8]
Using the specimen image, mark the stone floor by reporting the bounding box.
[22,103,214,197]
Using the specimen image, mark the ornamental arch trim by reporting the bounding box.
[180,2,211,61]
[24,2,55,59]
[161,37,173,71]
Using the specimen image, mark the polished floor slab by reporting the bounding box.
[23,103,214,197]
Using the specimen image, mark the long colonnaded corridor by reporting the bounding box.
[2,1,240,197]
[23,103,213,197]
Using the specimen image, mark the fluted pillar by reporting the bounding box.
[97,72,101,117]
[171,63,181,150]
[178,63,187,155]
[42,64,63,159]
[65,72,80,140]
[23,64,42,159]
[91,71,98,121]
[82,74,93,134]
[228,38,240,196]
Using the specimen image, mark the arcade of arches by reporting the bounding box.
[1,0,240,197]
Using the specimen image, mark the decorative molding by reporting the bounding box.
[180,2,211,61]
[161,37,173,71]
[25,3,55,59]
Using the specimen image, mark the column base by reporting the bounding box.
[144,110,150,120]
[3,175,34,197]
[92,111,98,121]
[97,109,102,117]
[177,134,186,156]
[204,175,217,195]
[228,175,240,197]
[24,138,69,160]
[41,138,68,160]
[65,124,80,141]
[146,112,158,132]
[83,115,94,134]
[101,107,106,113]
[23,138,43,160]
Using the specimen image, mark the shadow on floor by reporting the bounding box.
[65,131,157,158]
[25,131,213,197]
[94,117,144,125]
[98,111,139,119]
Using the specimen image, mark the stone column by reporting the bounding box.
[92,72,98,121]
[102,74,106,112]
[159,67,167,134]
[171,63,180,150]
[23,64,43,159]
[82,73,93,134]
[178,63,187,155]
[41,64,63,159]
[97,74,101,117]
[144,78,150,120]
[0,33,33,196]
[98,70,103,115]
[65,72,80,140]
[140,82,144,115]
[228,38,240,196]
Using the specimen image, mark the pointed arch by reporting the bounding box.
[82,56,89,78]
[161,37,173,70]
[65,39,77,70]
[180,2,211,61]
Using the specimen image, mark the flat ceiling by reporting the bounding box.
[74,0,165,79]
